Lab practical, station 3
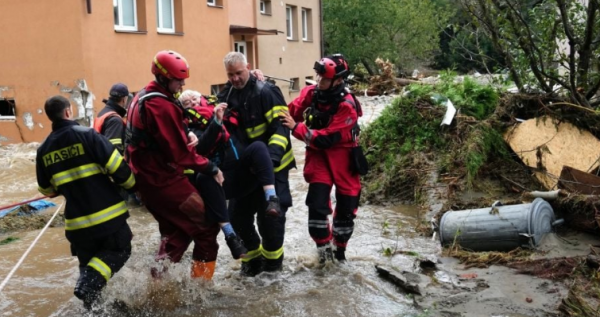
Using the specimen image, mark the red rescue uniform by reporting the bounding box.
[288,85,361,250]
[126,80,220,269]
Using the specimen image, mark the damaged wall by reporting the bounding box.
[0,0,243,144]
[0,0,87,145]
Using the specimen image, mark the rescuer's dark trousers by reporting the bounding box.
[71,223,132,298]
[222,141,276,200]
[229,169,291,272]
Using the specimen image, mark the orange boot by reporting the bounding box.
[191,260,216,280]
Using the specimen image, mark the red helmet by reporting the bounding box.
[313,54,349,79]
[151,50,190,80]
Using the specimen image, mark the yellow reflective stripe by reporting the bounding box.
[246,123,267,139]
[261,246,284,260]
[50,163,103,187]
[106,149,123,174]
[119,172,136,190]
[241,245,264,263]
[274,149,294,172]
[88,257,112,282]
[264,105,289,124]
[183,169,195,175]
[268,134,288,150]
[38,186,56,196]
[65,201,127,231]
[109,138,122,145]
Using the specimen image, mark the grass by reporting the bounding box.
[361,70,506,202]
[0,236,19,245]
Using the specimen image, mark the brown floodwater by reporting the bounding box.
[0,131,438,316]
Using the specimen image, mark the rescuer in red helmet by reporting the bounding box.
[280,54,365,264]
[125,50,225,280]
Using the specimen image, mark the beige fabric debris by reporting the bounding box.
[504,116,600,189]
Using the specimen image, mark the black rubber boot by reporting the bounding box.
[240,257,264,277]
[225,234,248,260]
[334,248,346,263]
[317,245,334,264]
[74,268,106,310]
[265,196,282,218]
[263,256,283,272]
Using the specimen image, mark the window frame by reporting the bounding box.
[234,41,247,57]
[114,0,138,31]
[156,0,175,33]
[207,0,216,6]
[290,78,300,92]
[301,8,308,41]
[260,1,265,13]
[0,99,16,121]
[286,6,293,40]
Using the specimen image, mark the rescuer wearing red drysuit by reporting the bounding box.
[125,50,223,279]
[280,54,362,263]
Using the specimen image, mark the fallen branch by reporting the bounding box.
[523,189,567,200]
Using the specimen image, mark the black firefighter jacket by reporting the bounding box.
[217,76,295,173]
[36,120,135,242]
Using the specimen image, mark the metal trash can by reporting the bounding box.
[439,198,556,251]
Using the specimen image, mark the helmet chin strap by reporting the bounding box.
[155,75,180,98]
[316,80,346,104]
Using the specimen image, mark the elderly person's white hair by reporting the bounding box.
[223,52,248,68]
[179,89,202,103]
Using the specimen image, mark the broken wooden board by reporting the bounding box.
[558,165,600,195]
[504,116,600,190]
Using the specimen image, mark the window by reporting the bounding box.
[207,0,223,7]
[260,1,271,15]
[285,6,294,40]
[290,77,300,91]
[234,41,247,57]
[156,0,174,33]
[113,0,138,31]
[301,8,312,41]
[286,5,298,40]
[305,76,315,86]
[0,99,16,120]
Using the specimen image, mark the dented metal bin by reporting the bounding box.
[439,198,555,251]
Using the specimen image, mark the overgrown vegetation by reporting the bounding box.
[360,72,508,202]
[323,0,451,74]
[457,0,600,108]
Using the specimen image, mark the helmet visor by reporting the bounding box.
[313,61,326,75]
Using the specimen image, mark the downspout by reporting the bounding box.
[86,0,92,14]
[319,0,323,57]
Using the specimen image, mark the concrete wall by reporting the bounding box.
[256,0,321,102]
[0,0,231,144]
[229,0,256,27]
[0,1,87,143]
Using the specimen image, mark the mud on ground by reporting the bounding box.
[360,92,600,316]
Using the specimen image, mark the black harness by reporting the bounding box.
[124,90,181,152]
[304,88,363,142]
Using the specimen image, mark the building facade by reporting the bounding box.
[255,0,322,100]
[0,0,322,144]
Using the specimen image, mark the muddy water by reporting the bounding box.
[0,98,440,316]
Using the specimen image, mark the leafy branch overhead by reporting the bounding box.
[323,0,451,75]
[457,0,600,107]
